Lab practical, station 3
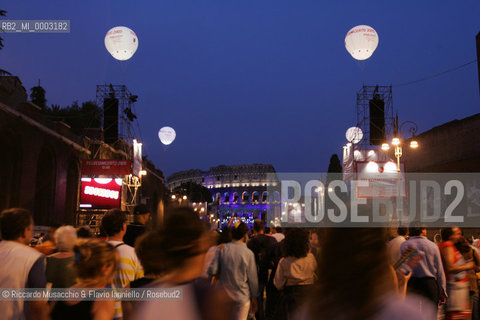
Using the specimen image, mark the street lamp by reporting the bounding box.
[381,117,420,223]
[380,118,419,172]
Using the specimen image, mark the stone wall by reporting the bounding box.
[402,113,480,173]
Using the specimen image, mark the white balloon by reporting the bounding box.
[105,26,138,61]
[345,127,363,144]
[158,127,176,145]
[345,25,379,60]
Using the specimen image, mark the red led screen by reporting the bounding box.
[79,178,122,209]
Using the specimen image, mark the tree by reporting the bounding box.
[34,82,102,135]
[43,100,102,135]
[326,154,344,214]
[0,10,11,76]
[0,10,5,50]
[30,83,47,109]
[327,154,342,175]
[172,182,212,203]
[327,153,343,186]
[80,101,102,129]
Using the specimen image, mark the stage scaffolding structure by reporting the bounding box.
[356,85,395,150]
[96,84,137,144]
[95,84,141,212]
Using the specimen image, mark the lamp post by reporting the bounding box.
[170,194,188,207]
[178,195,187,207]
[381,118,419,173]
[381,116,420,222]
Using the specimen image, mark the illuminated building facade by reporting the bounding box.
[168,164,281,227]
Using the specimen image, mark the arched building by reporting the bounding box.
[168,164,281,227]
[0,77,90,225]
[0,76,166,230]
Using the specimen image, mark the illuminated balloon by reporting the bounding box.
[158,127,176,145]
[345,127,363,144]
[344,25,378,60]
[104,26,138,61]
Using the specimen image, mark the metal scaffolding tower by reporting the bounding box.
[356,85,395,149]
[95,84,140,212]
[95,84,137,143]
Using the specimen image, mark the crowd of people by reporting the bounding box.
[389,225,480,320]
[1,205,480,320]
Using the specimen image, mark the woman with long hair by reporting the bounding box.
[50,239,118,320]
[440,227,475,320]
[274,228,317,319]
[455,235,480,319]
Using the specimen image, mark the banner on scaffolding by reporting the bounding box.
[132,139,142,177]
[81,160,131,175]
[355,161,406,198]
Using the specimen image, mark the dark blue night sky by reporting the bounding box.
[2,1,479,176]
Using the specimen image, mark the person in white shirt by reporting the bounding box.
[387,226,408,266]
[271,227,285,243]
[208,221,259,320]
[274,229,317,318]
[0,208,49,320]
